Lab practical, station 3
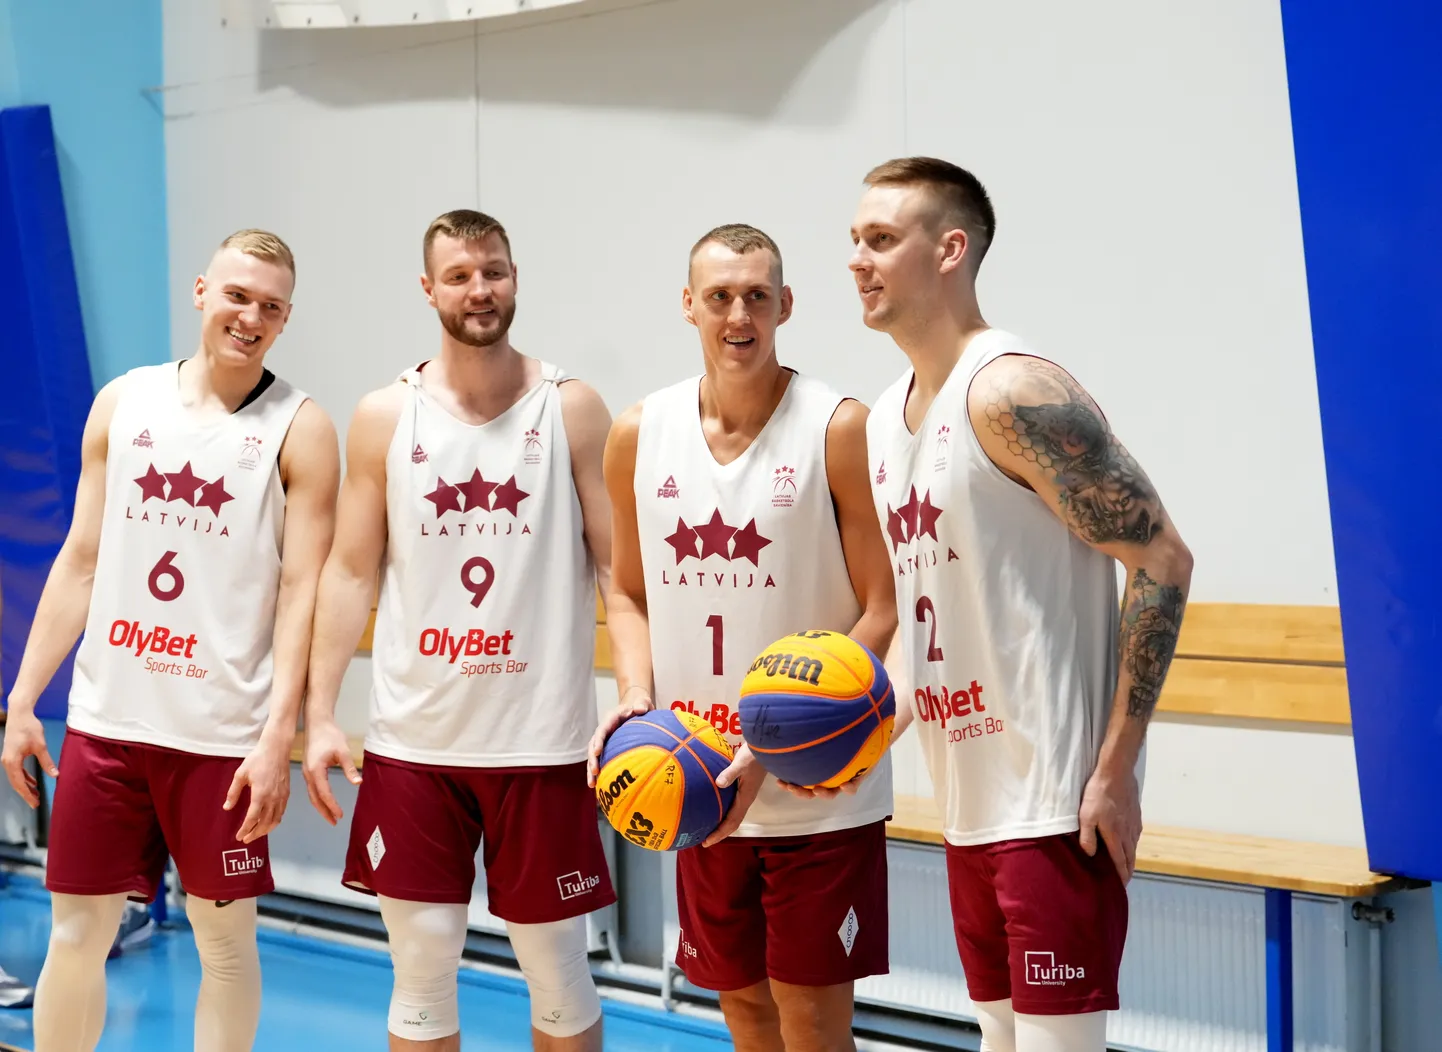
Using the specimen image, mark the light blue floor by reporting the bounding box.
[0,875,731,1051]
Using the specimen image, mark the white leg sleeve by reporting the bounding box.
[378,896,468,1040]
[186,895,262,1052]
[505,916,601,1038]
[33,892,129,1052]
[1015,1010,1109,1052]
[974,998,1017,1052]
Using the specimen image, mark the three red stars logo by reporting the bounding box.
[886,485,943,551]
[664,510,771,566]
[424,471,529,518]
[133,462,234,517]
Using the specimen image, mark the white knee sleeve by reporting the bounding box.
[1015,1010,1109,1052]
[974,998,1017,1052]
[379,897,468,1040]
[34,893,129,1052]
[506,916,601,1038]
[186,896,261,1052]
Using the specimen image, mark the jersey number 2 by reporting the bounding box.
[916,596,943,661]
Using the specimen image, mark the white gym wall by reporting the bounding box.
[162,0,1354,847]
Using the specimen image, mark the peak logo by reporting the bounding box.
[664,510,771,566]
[885,485,942,552]
[133,429,154,448]
[657,475,680,499]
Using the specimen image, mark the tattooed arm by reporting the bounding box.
[967,354,1194,882]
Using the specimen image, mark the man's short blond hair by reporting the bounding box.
[218,229,296,282]
[688,223,783,284]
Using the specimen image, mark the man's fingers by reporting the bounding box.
[1106,827,1132,885]
[1078,816,1098,857]
[4,763,38,809]
[703,811,740,848]
[222,768,248,812]
[340,753,362,786]
[715,756,746,790]
[37,747,59,779]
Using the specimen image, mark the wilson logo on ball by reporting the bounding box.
[598,769,636,815]
[747,652,824,686]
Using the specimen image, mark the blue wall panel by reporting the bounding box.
[0,106,94,718]
[1280,0,1442,882]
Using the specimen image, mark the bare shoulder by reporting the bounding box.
[278,399,340,484]
[826,396,870,441]
[606,400,645,445]
[558,376,612,424]
[286,398,339,446]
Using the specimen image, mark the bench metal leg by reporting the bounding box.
[1265,888,1294,1051]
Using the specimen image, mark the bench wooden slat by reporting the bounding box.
[290,731,366,769]
[887,794,1401,898]
[1176,604,1343,665]
[1159,657,1350,725]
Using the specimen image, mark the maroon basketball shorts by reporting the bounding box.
[342,754,616,923]
[675,820,889,991]
[45,728,273,902]
[945,832,1129,1015]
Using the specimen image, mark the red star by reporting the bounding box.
[897,486,922,542]
[195,476,234,517]
[694,509,736,561]
[917,489,943,541]
[664,518,699,563]
[134,464,167,502]
[164,462,206,506]
[729,518,772,566]
[490,474,530,516]
[886,505,908,551]
[424,478,462,518]
[455,469,496,513]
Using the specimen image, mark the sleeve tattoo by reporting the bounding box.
[1120,568,1186,719]
[981,361,1162,546]
[981,359,1186,723]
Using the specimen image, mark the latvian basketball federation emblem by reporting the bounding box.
[771,466,797,508]
[523,428,543,465]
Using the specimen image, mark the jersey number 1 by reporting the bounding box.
[706,614,723,676]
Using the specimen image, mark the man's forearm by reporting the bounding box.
[261,573,319,746]
[1097,548,1192,771]
[305,564,375,724]
[7,552,95,714]
[606,597,654,705]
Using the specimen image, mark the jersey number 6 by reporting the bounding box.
[148,551,185,602]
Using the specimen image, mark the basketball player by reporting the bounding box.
[852,158,1195,1051]
[587,225,898,1052]
[301,210,616,1052]
[0,230,339,1051]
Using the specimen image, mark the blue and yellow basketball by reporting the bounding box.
[738,631,895,788]
[595,708,736,851]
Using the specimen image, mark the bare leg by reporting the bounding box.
[769,979,858,1052]
[717,980,785,1052]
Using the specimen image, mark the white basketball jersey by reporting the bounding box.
[635,372,893,838]
[366,361,597,767]
[68,361,309,756]
[867,329,1121,847]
